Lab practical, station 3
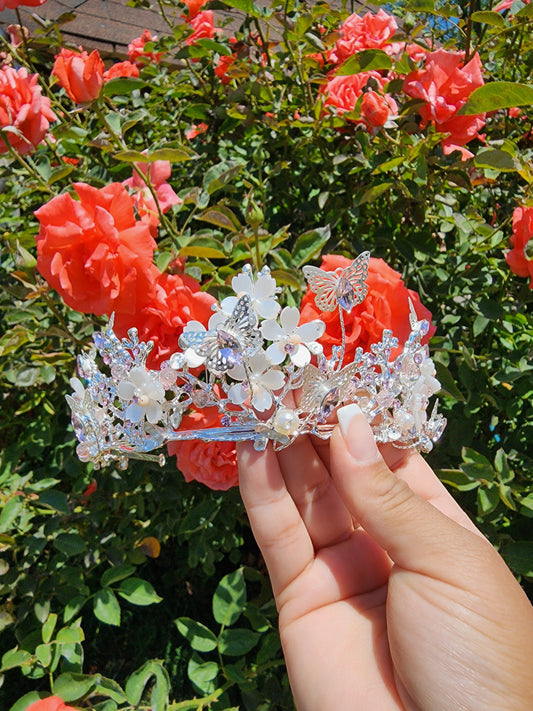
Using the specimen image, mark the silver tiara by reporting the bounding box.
[66,252,446,469]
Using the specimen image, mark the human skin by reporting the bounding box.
[237,406,533,711]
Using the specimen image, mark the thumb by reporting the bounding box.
[330,404,486,576]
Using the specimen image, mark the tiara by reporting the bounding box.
[66,252,446,469]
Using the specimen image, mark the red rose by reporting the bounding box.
[328,10,399,65]
[322,72,397,130]
[52,48,104,104]
[128,30,164,64]
[360,89,397,128]
[168,406,238,491]
[299,255,435,362]
[27,697,77,711]
[0,0,47,8]
[185,122,209,139]
[403,49,485,159]
[103,61,140,82]
[114,270,216,368]
[215,53,236,84]
[122,156,182,235]
[182,0,205,19]
[505,206,533,288]
[34,182,157,316]
[0,66,56,155]
[186,10,216,45]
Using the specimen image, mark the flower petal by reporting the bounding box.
[290,344,311,367]
[266,342,285,365]
[261,319,284,341]
[257,298,281,320]
[280,306,300,333]
[296,320,326,343]
[251,385,272,412]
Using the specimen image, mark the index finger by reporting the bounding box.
[237,441,315,598]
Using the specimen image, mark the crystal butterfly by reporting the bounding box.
[298,361,361,420]
[179,294,262,373]
[302,251,370,313]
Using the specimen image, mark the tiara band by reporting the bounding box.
[67,252,446,469]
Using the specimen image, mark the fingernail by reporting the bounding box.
[337,404,362,437]
[337,404,380,461]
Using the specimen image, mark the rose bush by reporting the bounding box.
[1,1,532,709]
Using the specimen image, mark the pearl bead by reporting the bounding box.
[137,395,150,406]
[273,408,300,436]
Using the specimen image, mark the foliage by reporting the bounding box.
[0,0,532,708]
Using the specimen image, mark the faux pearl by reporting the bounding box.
[273,408,300,436]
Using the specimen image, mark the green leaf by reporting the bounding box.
[470,10,506,27]
[149,147,197,162]
[336,49,392,75]
[8,692,43,711]
[117,577,162,606]
[187,654,219,695]
[38,489,70,514]
[196,207,241,232]
[212,568,246,626]
[54,533,87,557]
[459,82,533,115]
[125,660,170,711]
[405,0,434,10]
[93,589,121,626]
[502,541,533,577]
[0,647,31,672]
[195,38,233,56]
[433,361,465,401]
[63,596,87,623]
[218,628,260,656]
[103,77,148,96]
[474,149,517,172]
[56,626,85,644]
[53,672,96,701]
[175,617,218,652]
[101,565,136,588]
[203,162,243,194]
[35,643,52,668]
[0,496,23,533]
[180,238,226,260]
[42,613,58,644]
[355,182,394,206]
[293,225,331,268]
[91,674,127,703]
[220,0,254,12]
[477,484,500,516]
[113,149,149,163]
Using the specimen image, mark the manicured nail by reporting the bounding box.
[337,404,363,438]
[337,404,380,462]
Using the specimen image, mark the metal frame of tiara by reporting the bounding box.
[67,252,446,469]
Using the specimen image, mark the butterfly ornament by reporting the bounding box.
[302,251,370,313]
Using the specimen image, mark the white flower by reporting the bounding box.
[261,307,325,368]
[228,351,285,412]
[117,367,165,424]
[221,270,281,320]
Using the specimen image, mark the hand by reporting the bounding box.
[237,405,533,711]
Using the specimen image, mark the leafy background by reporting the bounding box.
[0,0,532,708]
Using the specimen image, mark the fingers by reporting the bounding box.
[237,441,314,597]
[330,405,488,577]
[276,435,354,549]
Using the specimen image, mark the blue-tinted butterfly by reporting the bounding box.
[302,251,370,313]
[179,294,261,373]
